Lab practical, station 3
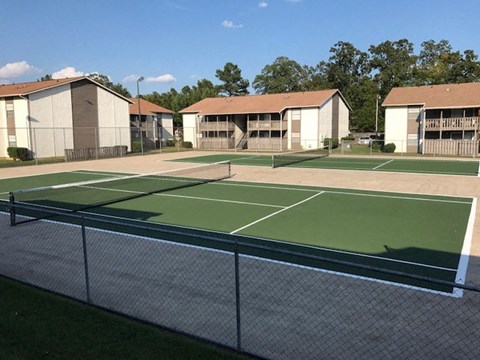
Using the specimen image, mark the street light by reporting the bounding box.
[375,94,380,137]
[137,76,144,154]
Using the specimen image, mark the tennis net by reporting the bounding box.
[272,148,329,168]
[9,161,231,225]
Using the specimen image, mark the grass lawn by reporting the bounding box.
[0,276,251,360]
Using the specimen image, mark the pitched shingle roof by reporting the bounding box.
[179,89,349,115]
[382,82,480,109]
[0,77,83,97]
[129,98,173,115]
[0,77,133,103]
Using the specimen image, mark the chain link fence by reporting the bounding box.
[0,126,194,165]
[1,205,479,360]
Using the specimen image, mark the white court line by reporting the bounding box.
[80,185,286,209]
[0,210,459,297]
[71,170,127,177]
[230,191,324,234]
[477,162,480,177]
[215,181,472,205]
[372,159,394,170]
[84,179,472,205]
[454,197,477,295]
[326,190,472,205]
[156,193,286,208]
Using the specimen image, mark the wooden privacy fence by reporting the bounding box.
[423,139,479,156]
[64,146,128,161]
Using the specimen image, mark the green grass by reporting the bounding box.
[0,276,250,360]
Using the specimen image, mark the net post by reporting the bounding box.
[9,192,16,226]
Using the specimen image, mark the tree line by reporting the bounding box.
[39,39,480,131]
[146,39,480,131]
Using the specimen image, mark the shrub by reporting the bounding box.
[7,147,31,161]
[341,136,355,141]
[371,140,383,151]
[131,141,142,153]
[183,141,193,149]
[323,138,339,149]
[166,139,175,147]
[383,143,396,153]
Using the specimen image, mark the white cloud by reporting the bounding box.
[122,74,142,82]
[0,61,38,79]
[145,74,176,83]
[221,20,243,29]
[52,66,84,79]
[259,1,268,8]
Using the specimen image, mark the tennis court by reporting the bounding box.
[173,153,480,176]
[0,164,475,294]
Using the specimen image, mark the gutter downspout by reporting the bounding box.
[18,94,35,163]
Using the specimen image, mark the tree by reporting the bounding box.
[215,62,249,96]
[369,39,416,98]
[253,56,309,94]
[38,74,53,81]
[143,79,220,126]
[88,73,131,97]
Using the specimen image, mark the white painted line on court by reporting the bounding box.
[215,181,473,205]
[230,191,324,234]
[81,185,286,209]
[326,190,472,205]
[71,170,127,177]
[156,193,286,208]
[372,159,394,170]
[477,162,480,177]
[1,210,461,297]
[454,197,477,297]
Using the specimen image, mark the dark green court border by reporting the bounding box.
[172,153,480,176]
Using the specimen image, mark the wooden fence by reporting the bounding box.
[65,146,128,161]
[423,140,479,156]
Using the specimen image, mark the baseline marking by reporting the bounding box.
[372,159,394,170]
[230,191,324,234]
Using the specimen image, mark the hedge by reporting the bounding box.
[323,138,339,149]
[383,143,396,153]
[7,147,31,161]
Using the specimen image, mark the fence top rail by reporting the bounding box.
[5,200,480,294]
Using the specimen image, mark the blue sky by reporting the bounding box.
[1,0,479,95]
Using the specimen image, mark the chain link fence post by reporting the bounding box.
[81,217,91,304]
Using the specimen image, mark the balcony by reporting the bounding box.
[248,120,288,131]
[198,122,235,131]
[425,117,478,131]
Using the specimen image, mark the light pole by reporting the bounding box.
[137,76,144,154]
[375,94,380,137]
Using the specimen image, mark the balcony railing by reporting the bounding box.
[248,120,288,131]
[198,122,235,131]
[425,117,478,131]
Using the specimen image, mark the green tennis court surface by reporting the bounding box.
[173,153,480,176]
[0,170,475,293]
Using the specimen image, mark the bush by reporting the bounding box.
[323,138,339,149]
[166,139,175,147]
[183,141,193,149]
[341,136,355,141]
[371,140,383,151]
[383,143,396,153]
[7,147,31,161]
[131,141,142,153]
